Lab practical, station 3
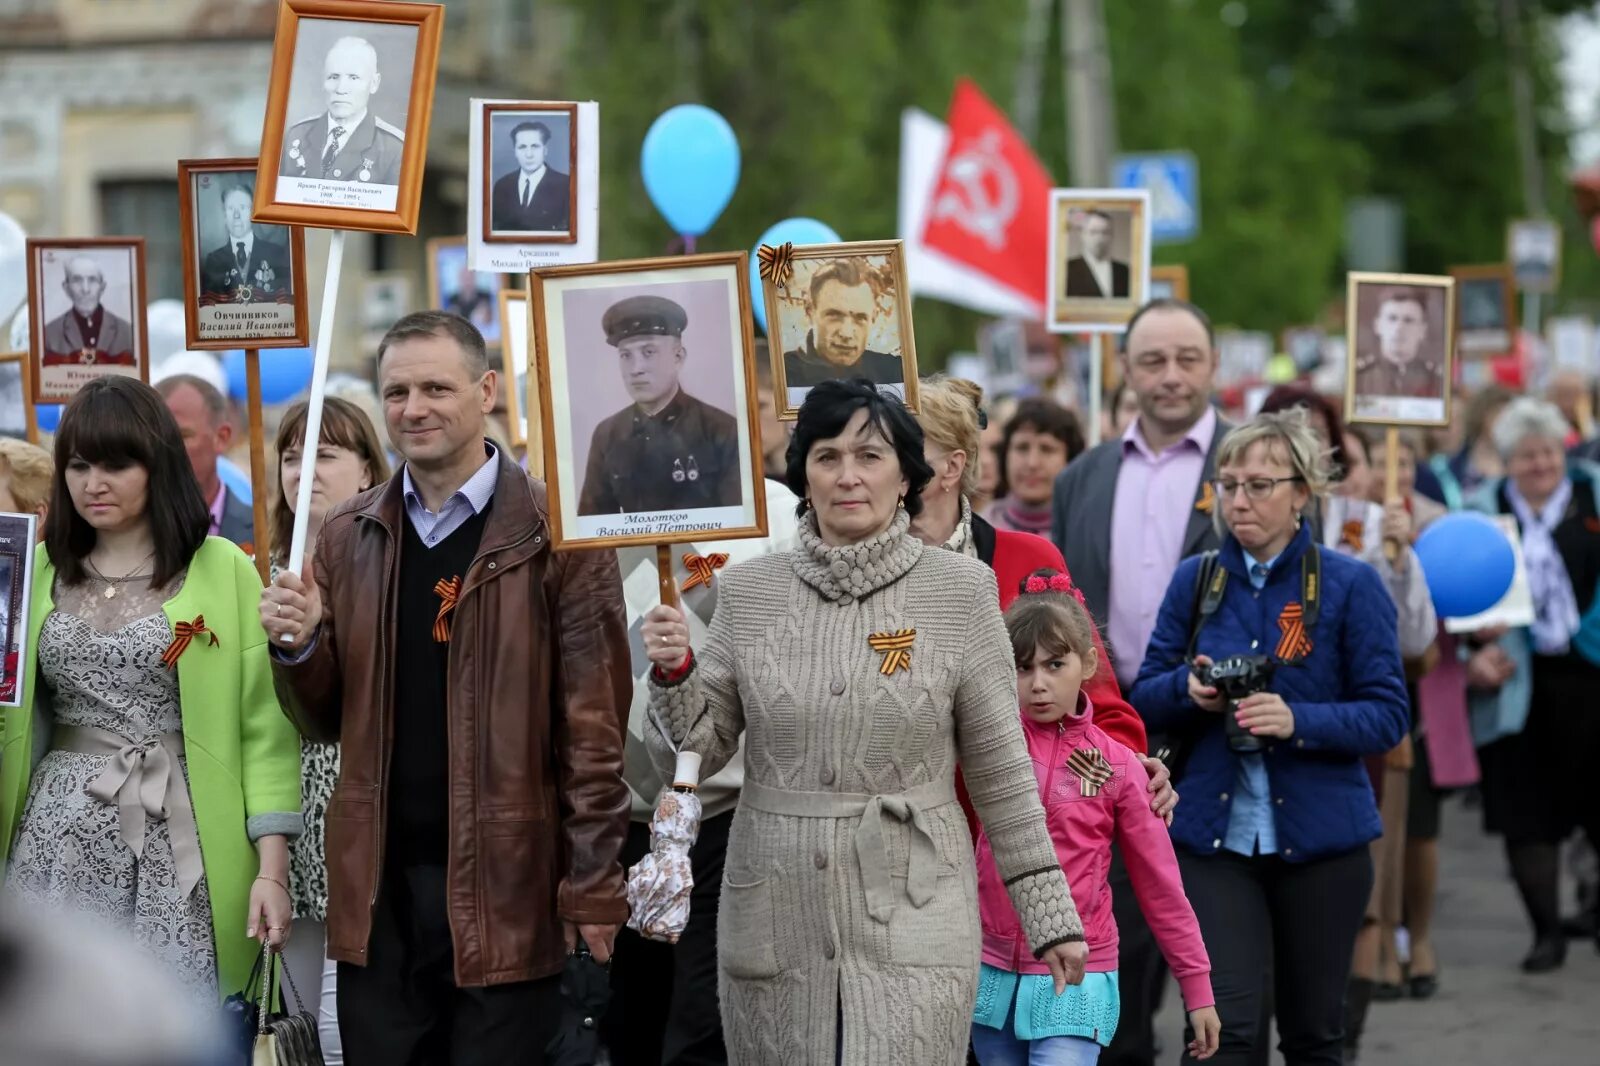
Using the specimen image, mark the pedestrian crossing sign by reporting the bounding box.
[1112,152,1199,244]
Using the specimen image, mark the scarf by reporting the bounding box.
[941,496,979,559]
[1506,477,1580,655]
[987,496,1052,537]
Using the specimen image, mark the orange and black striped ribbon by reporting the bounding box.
[868,629,916,676]
[162,616,219,670]
[682,552,729,592]
[433,576,462,643]
[1195,481,1216,515]
[1066,747,1114,797]
[1275,602,1314,662]
[1339,519,1364,553]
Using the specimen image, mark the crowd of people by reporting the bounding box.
[0,295,1596,1066]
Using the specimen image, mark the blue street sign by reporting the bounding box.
[1112,152,1200,244]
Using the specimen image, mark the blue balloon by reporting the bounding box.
[748,218,843,333]
[36,404,61,433]
[641,105,741,238]
[223,347,314,404]
[1414,512,1516,618]
[218,456,253,505]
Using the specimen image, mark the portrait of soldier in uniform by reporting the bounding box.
[41,256,136,368]
[1354,287,1444,400]
[1348,276,1453,425]
[279,36,404,188]
[577,295,741,516]
[199,180,292,301]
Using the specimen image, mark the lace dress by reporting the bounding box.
[5,573,220,1007]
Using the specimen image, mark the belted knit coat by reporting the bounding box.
[646,511,1082,1066]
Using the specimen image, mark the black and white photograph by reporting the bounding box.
[1508,218,1561,294]
[483,103,576,243]
[427,238,505,346]
[1048,188,1151,332]
[25,238,148,405]
[531,252,767,550]
[761,239,918,419]
[254,0,443,234]
[1451,264,1516,357]
[178,159,308,350]
[1346,271,1456,427]
[467,98,600,273]
[0,511,38,706]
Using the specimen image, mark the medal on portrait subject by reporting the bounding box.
[671,459,686,483]
[686,456,700,482]
[289,138,304,170]
[79,346,96,365]
[233,284,254,304]
[254,261,276,295]
[359,157,375,182]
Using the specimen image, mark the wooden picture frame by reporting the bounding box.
[1449,263,1517,359]
[531,251,769,551]
[25,237,149,406]
[1149,264,1189,302]
[499,288,532,449]
[252,0,444,235]
[1047,188,1153,333]
[480,101,579,245]
[426,236,507,347]
[178,157,310,351]
[1344,272,1456,428]
[759,239,919,421]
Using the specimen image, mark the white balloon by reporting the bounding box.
[145,299,188,366]
[152,350,227,396]
[6,305,27,353]
[0,210,25,327]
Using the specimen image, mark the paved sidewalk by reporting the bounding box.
[1153,798,1600,1063]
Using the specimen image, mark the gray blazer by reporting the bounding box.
[217,486,255,550]
[1049,417,1233,625]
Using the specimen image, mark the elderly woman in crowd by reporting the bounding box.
[1131,409,1408,1065]
[640,379,1086,1065]
[1465,397,1600,973]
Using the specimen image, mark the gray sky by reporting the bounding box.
[1560,5,1600,164]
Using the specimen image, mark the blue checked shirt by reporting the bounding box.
[1223,552,1281,857]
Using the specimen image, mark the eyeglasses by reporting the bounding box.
[1211,476,1304,501]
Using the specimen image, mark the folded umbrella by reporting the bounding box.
[625,751,703,944]
[545,944,612,1066]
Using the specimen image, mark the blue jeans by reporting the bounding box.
[972,1008,1103,1066]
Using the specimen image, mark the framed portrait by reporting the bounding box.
[1345,272,1456,428]
[1507,218,1561,294]
[760,239,918,420]
[0,352,30,441]
[0,511,38,706]
[25,238,149,405]
[427,237,506,346]
[1149,263,1189,303]
[1449,263,1516,358]
[480,102,577,245]
[178,158,309,351]
[252,0,444,234]
[1047,189,1152,333]
[531,251,768,550]
[499,288,538,450]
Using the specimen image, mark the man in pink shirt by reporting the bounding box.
[1050,297,1227,1066]
[158,375,255,549]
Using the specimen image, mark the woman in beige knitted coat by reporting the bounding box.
[642,380,1087,1065]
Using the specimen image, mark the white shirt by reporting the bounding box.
[324,110,366,154]
[230,233,255,260]
[519,164,548,206]
[1084,253,1113,298]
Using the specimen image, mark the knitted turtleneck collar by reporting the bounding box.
[793,506,923,602]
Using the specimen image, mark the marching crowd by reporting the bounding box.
[0,296,1597,1066]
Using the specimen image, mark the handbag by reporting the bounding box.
[248,943,325,1066]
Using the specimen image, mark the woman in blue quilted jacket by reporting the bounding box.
[1130,409,1409,1066]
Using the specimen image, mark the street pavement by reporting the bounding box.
[1152,797,1600,1063]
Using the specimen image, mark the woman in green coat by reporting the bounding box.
[0,377,301,1007]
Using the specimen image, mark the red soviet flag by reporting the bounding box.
[920,79,1054,309]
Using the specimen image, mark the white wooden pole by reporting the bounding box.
[285,229,346,586]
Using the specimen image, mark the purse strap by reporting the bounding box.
[255,942,311,1036]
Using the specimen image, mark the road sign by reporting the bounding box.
[1112,152,1199,244]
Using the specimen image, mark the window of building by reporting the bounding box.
[100,178,180,302]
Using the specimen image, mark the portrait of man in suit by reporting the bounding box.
[489,118,572,236]
[1064,209,1131,299]
[200,181,292,301]
[41,255,136,368]
[277,35,406,192]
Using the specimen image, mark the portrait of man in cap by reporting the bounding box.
[577,294,742,516]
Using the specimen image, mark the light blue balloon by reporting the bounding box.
[748,218,843,333]
[36,404,62,433]
[1414,512,1516,618]
[641,105,741,238]
[218,455,253,505]
[222,347,315,405]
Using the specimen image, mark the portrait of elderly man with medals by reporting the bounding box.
[41,255,136,369]
[277,35,405,192]
[577,295,743,517]
[199,180,292,305]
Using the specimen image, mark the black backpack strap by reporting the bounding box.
[1185,550,1226,661]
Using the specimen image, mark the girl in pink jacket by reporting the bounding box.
[972,571,1221,1064]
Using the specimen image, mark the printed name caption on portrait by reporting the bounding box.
[276,177,399,213]
[580,506,746,541]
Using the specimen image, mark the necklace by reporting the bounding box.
[85,551,157,600]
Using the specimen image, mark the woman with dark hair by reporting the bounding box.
[0,377,302,1010]
[985,397,1085,536]
[270,396,389,1062]
[639,379,1087,1065]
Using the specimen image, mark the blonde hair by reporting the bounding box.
[915,375,985,498]
[1213,408,1332,534]
[0,437,53,514]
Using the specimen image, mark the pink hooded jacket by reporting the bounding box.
[975,692,1215,1011]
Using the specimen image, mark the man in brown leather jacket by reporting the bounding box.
[262,311,632,1064]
